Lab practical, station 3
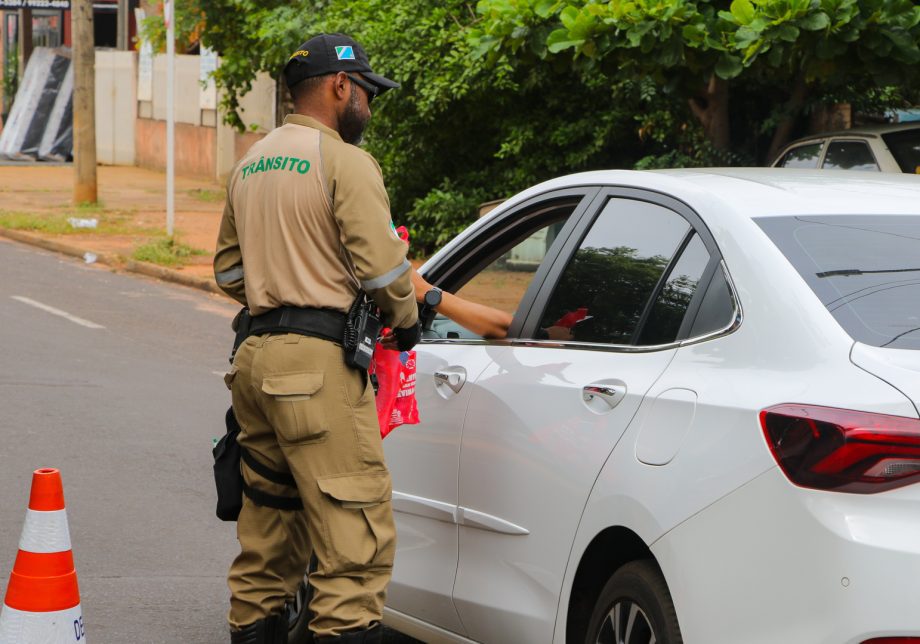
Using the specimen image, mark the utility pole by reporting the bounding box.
[165,0,175,236]
[72,0,97,205]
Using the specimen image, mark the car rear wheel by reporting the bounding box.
[585,560,682,644]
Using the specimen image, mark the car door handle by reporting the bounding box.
[434,367,466,394]
[582,383,626,410]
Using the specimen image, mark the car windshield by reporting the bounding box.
[757,215,920,350]
[882,129,920,174]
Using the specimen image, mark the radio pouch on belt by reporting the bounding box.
[343,291,382,371]
[213,407,305,521]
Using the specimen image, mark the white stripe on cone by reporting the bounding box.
[18,510,72,554]
[0,604,86,643]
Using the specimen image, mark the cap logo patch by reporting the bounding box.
[335,46,355,60]
[289,49,309,60]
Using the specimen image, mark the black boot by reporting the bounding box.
[315,623,382,644]
[231,613,288,644]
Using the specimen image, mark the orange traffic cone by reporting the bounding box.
[0,468,86,643]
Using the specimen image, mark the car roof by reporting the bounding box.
[427,168,920,273]
[492,168,920,221]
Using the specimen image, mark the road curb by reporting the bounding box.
[0,228,223,296]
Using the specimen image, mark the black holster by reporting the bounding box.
[213,407,304,522]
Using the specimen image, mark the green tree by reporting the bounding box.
[472,0,920,159]
[198,0,661,254]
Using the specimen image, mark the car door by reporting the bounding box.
[382,188,597,633]
[452,189,724,642]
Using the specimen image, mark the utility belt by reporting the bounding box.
[230,295,381,371]
[231,306,346,357]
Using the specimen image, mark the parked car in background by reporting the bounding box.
[771,123,920,173]
[381,169,920,644]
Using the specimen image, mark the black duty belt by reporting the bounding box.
[249,306,346,343]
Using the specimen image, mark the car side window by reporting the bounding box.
[637,234,711,346]
[536,199,691,345]
[689,265,736,338]
[822,141,880,171]
[427,214,571,341]
[778,143,823,168]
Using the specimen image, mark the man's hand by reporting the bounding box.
[380,322,421,351]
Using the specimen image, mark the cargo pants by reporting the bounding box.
[225,332,396,638]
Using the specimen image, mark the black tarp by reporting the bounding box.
[38,61,73,162]
[0,47,73,161]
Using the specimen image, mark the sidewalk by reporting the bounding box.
[0,164,226,292]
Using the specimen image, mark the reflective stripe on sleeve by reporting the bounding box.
[361,258,411,291]
[216,265,244,285]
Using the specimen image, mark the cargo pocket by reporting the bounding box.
[223,365,238,390]
[315,472,395,572]
[261,371,327,444]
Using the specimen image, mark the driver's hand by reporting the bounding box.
[411,269,432,304]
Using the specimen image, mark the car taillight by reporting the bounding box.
[862,638,920,643]
[760,404,920,494]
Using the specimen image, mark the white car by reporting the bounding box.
[380,169,920,644]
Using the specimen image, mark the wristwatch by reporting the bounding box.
[422,287,442,314]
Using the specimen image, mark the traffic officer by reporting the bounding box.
[214,33,420,644]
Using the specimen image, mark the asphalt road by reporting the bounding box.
[0,239,419,643]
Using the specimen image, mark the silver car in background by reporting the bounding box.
[771,123,920,173]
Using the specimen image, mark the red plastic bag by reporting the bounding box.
[370,224,420,438]
[370,345,419,438]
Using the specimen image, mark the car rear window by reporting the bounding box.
[882,129,920,174]
[757,215,920,350]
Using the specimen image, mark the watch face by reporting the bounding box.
[424,288,442,308]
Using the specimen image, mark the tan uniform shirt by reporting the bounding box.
[214,114,417,329]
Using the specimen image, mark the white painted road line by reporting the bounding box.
[11,296,106,329]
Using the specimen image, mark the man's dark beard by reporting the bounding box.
[339,87,370,145]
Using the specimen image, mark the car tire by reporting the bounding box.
[584,559,682,644]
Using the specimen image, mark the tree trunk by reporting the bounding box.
[767,75,810,163]
[688,75,731,152]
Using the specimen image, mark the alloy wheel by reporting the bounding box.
[595,600,656,644]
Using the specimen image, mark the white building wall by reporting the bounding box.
[95,49,137,165]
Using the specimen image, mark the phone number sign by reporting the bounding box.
[0,0,71,7]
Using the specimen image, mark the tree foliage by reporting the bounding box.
[194,0,664,253]
[472,0,920,156]
[184,0,920,255]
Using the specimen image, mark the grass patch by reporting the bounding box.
[0,211,76,234]
[188,188,224,203]
[0,208,158,237]
[132,237,208,267]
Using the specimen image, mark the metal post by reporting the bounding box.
[116,0,130,51]
[72,0,97,205]
[165,0,175,237]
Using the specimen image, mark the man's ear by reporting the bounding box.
[331,72,350,101]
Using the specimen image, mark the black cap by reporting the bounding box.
[283,34,400,94]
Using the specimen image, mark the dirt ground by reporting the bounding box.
[0,164,225,281]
